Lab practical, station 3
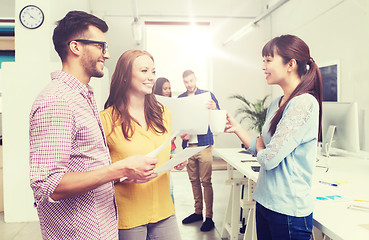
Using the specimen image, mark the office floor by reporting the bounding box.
[0,165,234,240]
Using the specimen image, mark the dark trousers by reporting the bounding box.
[256,202,313,240]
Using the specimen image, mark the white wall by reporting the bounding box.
[0,0,15,18]
[210,17,270,147]
[2,0,52,223]
[2,0,91,223]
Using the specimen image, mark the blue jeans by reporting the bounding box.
[256,202,313,240]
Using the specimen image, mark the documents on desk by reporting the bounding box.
[312,152,369,240]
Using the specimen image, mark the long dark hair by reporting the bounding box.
[153,77,171,97]
[104,50,167,140]
[262,35,322,137]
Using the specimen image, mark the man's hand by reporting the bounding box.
[207,100,217,110]
[112,155,158,183]
[174,160,188,171]
[181,133,190,140]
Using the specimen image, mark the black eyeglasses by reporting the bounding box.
[68,39,108,54]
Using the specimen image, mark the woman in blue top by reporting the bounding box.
[225,34,322,240]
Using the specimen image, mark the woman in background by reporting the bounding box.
[154,77,172,97]
[153,77,176,154]
[225,35,322,240]
[153,77,177,203]
[100,50,184,240]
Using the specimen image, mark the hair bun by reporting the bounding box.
[308,57,315,65]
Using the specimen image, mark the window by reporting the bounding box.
[145,21,212,96]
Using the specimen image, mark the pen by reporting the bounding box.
[348,204,369,211]
[319,181,338,187]
[355,200,369,203]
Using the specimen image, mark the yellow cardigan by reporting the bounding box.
[99,106,174,229]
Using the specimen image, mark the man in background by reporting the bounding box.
[178,70,220,232]
[29,11,157,240]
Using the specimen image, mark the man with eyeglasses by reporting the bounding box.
[29,11,158,240]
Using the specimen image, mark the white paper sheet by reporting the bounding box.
[146,130,179,158]
[154,146,208,174]
[119,130,180,182]
[156,92,211,135]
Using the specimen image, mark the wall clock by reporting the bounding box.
[19,5,44,29]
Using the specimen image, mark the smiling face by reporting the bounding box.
[183,73,197,94]
[262,50,289,86]
[129,55,156,96]
[162,81,171,97]
[80,25,110,78]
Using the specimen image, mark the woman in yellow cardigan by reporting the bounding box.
[100,50,185,239]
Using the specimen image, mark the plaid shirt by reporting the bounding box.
[29,71,118,240]
[178,88,220,149]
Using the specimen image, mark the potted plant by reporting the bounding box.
[229,95,269,135]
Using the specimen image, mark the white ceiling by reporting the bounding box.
[0,0,267,21]
[89,0,264,19]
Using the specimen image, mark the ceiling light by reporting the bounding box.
[223,0,289,46]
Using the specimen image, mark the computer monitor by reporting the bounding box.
[319,60,339,102]
[321,102,360,155]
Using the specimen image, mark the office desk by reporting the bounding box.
[313,154,369,239]
[214,148,259,240]
[215,148,369,240]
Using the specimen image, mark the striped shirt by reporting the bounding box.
[29,71,118,240]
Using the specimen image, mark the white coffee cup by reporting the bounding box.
[209,110,227,134]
